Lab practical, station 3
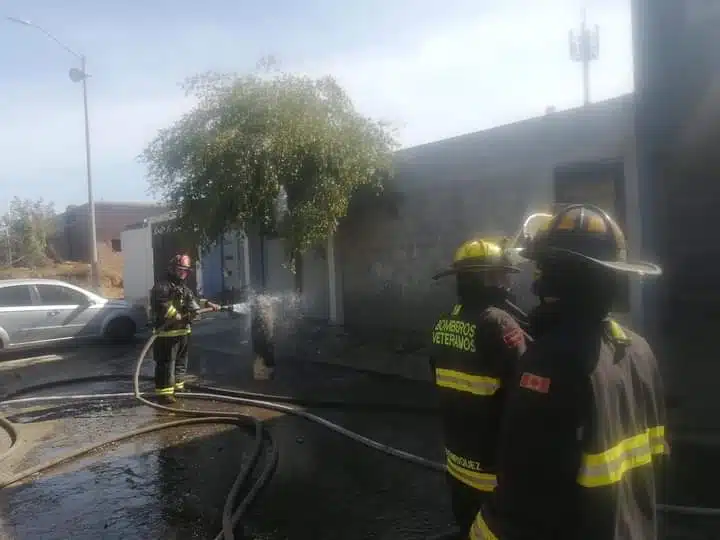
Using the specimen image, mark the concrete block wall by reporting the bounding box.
[338,96,634,332]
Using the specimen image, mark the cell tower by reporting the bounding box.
[569,9,599,105]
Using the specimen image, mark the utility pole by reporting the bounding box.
[569,9,599,105]
[2,227,10,267]
[7,16,100,289]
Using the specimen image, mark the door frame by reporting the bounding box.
[552,159,630,313]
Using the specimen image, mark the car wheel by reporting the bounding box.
[105,317,137,343]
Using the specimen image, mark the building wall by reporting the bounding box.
[633,0,720,428]
[300,246,330,320]
[226,232,333,320]
[337,96,635,331]
[56,202,167,262]
[119,224,154,306]
[200,243,224,299]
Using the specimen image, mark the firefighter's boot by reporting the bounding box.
[153,392,177,405]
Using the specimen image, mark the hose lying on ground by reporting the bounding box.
[2,333,720,538]
[1,373,441,414]
[1,334,275,540]
[0,339,446,473]
[0,333,445,539]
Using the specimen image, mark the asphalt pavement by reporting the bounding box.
[0,318,719,539]
[0,324,456,540]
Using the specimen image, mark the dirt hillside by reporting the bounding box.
[0,243,125,298]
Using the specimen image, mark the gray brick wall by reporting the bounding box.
[337,96,634,331]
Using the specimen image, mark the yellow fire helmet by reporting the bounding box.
[524,204,662,277]
[432,238,519,280]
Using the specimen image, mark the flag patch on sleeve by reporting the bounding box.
[519,372,551,394]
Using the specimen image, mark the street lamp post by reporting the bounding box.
[6,16,100,289]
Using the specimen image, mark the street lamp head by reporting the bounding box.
[69,67,88,82]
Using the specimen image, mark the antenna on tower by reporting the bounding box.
[569,8,599,105]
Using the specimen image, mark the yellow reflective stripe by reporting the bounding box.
[649,425,669,455]
[469,511,498,540]
[154,328,191,337]
[445,449,497,492]
[174,382,185,390]
[165,304,178,318]
[577,426,668,488]
[447,461,497,492]
[435,368,501,396]
[155,387,174,395]
[607,318,630,344]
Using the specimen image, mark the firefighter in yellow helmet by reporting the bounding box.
[471,204,668,540]
[430,238,528,531]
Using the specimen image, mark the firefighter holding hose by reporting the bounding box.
[471,204,668,540]
[150,253,220,404]
[430,238,527,531]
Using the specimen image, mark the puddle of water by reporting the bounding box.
[2,417,251,539]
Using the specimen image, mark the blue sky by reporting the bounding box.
[0,0,633,214]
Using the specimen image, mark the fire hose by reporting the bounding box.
[1,311,719,540]
[0,320,450,540]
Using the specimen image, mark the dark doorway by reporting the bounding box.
[553,160,629,312]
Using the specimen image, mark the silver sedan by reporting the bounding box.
[0,278,148,350]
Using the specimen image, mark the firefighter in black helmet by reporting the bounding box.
[471,205,668,540]
[430,238,528,531]
[150,253,220,404]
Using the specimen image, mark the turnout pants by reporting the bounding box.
[447,474,490,532]
[153,334,190,395]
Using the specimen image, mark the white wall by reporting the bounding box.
[120,225,154,306]
[300,245,330,320]
[258,235,340,323]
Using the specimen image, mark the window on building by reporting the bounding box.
[111,238,122,252]
[0,285,34,308]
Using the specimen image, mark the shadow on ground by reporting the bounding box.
[0,339,142,398]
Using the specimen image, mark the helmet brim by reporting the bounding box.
[432,264,521,281]
[526,247,662,277]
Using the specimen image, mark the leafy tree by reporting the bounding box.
[0,197,56,267]
[141,62,398,267]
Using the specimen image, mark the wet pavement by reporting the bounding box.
[0,329,455,540]
[0,322,719,539]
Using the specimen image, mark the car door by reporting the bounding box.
[0,284,39,346]
[32,283,100,341]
